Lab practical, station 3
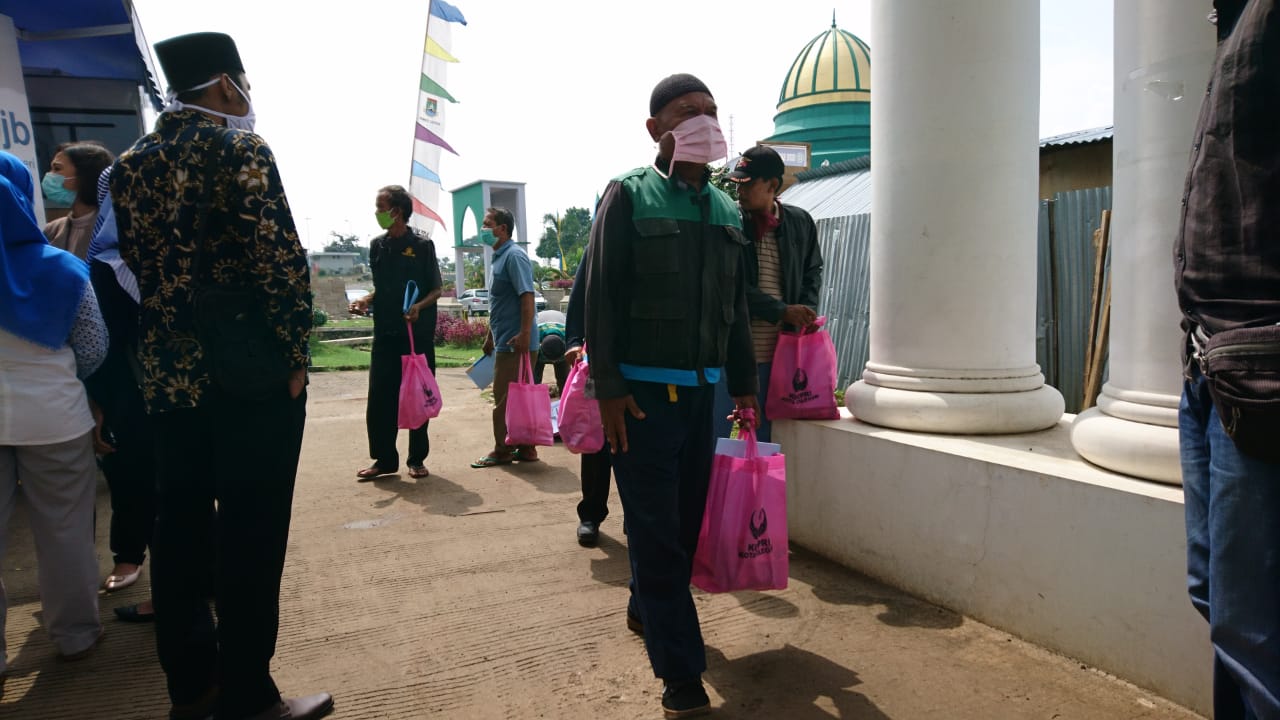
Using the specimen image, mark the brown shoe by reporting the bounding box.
[246,693,334,720]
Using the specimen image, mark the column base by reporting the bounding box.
[1071,407,1182,485]
[847,381,1065,435]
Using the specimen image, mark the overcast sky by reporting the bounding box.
[130,0,1113,260]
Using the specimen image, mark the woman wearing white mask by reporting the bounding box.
[41,142,114,260]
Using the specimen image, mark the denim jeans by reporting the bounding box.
[712,362,773,443]
[1181,368,1280,719]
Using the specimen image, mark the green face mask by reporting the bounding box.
[479,228,497,246]
[375,210,395,229]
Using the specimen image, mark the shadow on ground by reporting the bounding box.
[790,549,963,630]
[705,643,893,719]
[368,471,484,516]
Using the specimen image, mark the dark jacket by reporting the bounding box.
[565,255,587,349]
[1174,0,1280,331]
[369,227,442,341]
[585,165,757,400]
[83,261,147,443]
[742,202,823,326]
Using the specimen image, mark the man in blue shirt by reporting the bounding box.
[472,207,538,467]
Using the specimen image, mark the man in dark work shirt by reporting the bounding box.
[350,185,442,480]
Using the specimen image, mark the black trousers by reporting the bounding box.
[577,449,613,524]
[100,402,157,566]
[151,386,306,718]
[366,334,433,469]
[610,381,715,681]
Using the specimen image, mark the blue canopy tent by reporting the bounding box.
[1,0,161,220]
[1,0,162,109]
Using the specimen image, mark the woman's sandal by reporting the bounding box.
[470,454,513,468]
[407,465,429,478]
[513,448,540,462]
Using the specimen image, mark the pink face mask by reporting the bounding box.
[665,114,728,172]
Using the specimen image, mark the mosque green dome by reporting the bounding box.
[768,20,871,167]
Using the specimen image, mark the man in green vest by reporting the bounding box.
[583,73,758,719]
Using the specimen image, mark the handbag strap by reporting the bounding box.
[738,408,759,458]
[793,314,828,366]
[519,349,534,383]
[189,127,229,291]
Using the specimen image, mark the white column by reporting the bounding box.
[847,0,1064,434]
[1071,1,1216,485]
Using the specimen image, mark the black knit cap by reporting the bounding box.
[154,32,245,94]
[649,73,712,116]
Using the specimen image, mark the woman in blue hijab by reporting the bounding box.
[0,150,108,666]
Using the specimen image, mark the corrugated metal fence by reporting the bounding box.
[815,187,1112,413]
[814,214,872,391]
[1037,187,1113,413]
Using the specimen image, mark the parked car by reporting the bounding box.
[534,291,548,312]
[459,288,489,315]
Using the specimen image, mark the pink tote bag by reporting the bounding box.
[766,316,839,420]
[691,413,789,593]
[504,352,555,447]
[398,320,443,429]
[558,349,604,454]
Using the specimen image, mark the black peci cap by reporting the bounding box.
[154,32,245,94]
[649,73,712,117]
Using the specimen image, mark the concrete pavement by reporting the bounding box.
[0,369,1202,719]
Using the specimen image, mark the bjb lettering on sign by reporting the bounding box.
[1,109,32,150]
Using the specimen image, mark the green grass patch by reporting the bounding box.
[308,340,371,371]
[435,344,483,368]
[308,339,481,372]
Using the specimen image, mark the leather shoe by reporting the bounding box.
[662,679,710,718]
[168,686,218,720]
[114,603,156,623]
[576,521,600,547]
[246,693,334,720]
[626,609,644,636]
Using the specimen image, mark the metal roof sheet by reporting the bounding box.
[1039,126,1114,148]
[782,155,871,220]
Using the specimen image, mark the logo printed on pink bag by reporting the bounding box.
[792,369,808,392]
[740,508,773,559]
[423,385,438,408]
[780,368,819,407]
